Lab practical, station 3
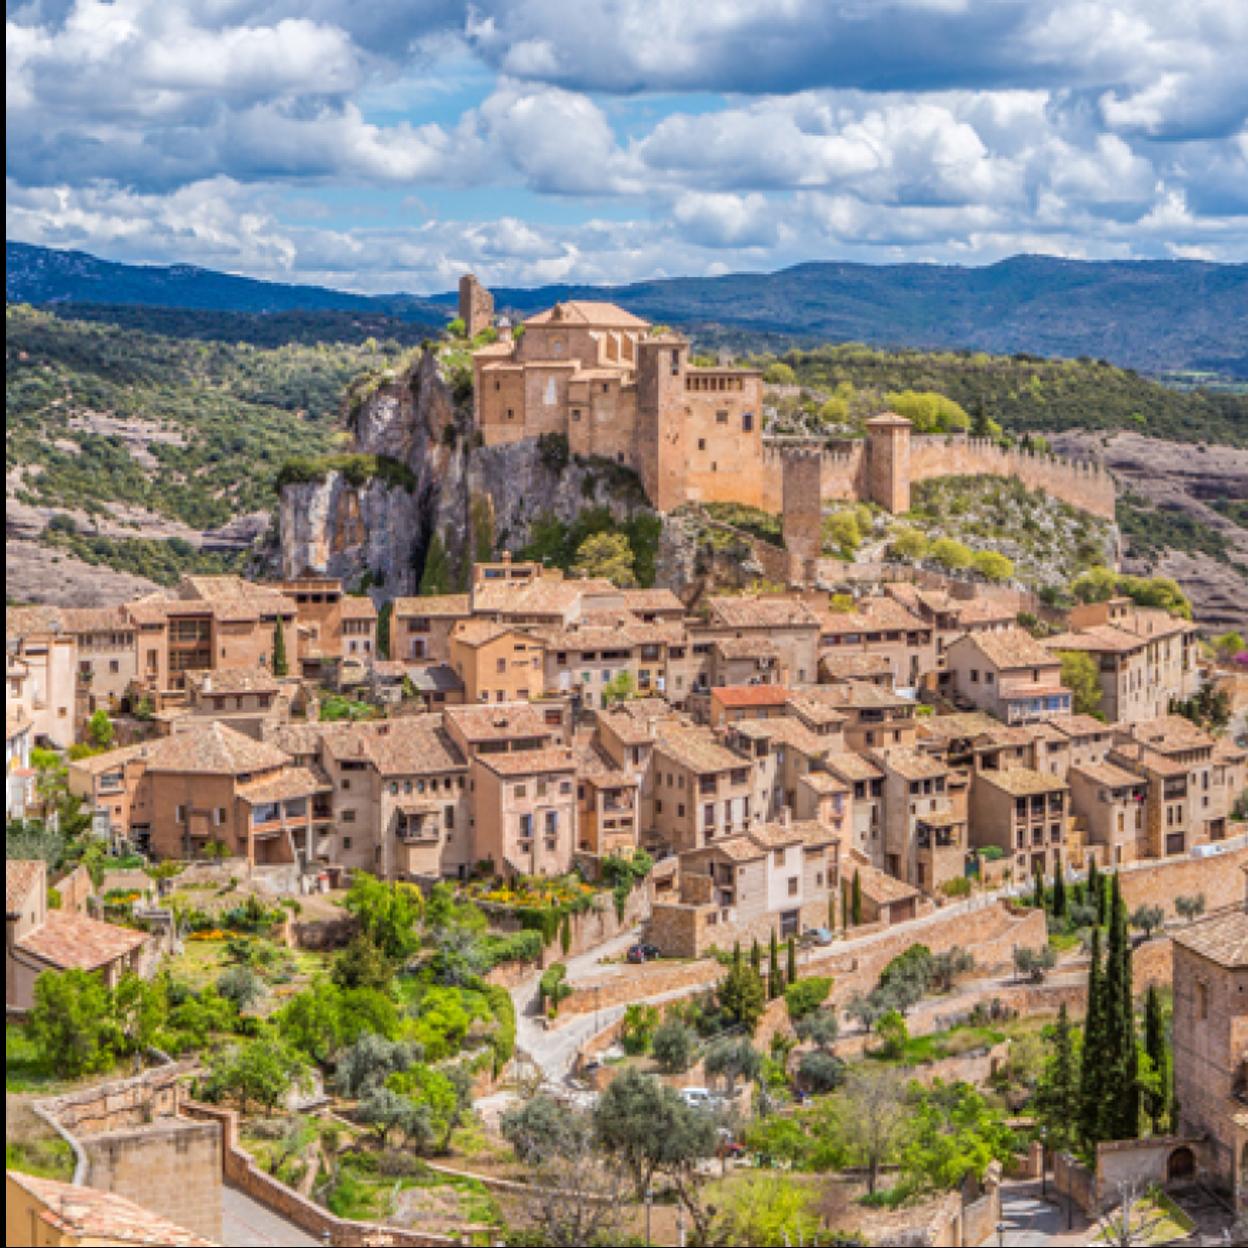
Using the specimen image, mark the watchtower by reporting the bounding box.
[865,412,912,513]
[458,273,494,339]
[782,452,823,584]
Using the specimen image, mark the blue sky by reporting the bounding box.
[6,0,1247,293]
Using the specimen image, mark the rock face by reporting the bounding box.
[1048,429,1248,628]
[278,349,656,596]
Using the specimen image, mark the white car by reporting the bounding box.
[680,1087,718,1109]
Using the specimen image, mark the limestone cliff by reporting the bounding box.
[277,348,657,596]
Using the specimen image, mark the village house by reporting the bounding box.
[648,817,839,957]
[945,627,1073,724]
[650,724,757,854]
[708,684,793,727]
[1043,596,1200,723]
[703,595,821,687]
[574,738,642,859]
[5,606,78,749]
[6,859,152,1011]
[471,747,578,877]
[449,619,546,704]
[58,606,138,717]
[817,594,937,689]
[1169,904,1248,1209]
[1066,759,1150,868]
[968,767,1070,879]
[823,752,885,868]
[392,593,472,663]
[6,704,35,821]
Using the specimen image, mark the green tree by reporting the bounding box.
[1077,925,1107,1149]
[716,960,766,1033]
[840,1066,910,1195]
[851,870,862,926]
[386,1062,465,1152]
[206,1036,309,1115]
[785,976,832,1022]
[972,550,1014,583]
[1051,871,1067,921]
[29,969,116,1077]
[620,1003,660,1056]
[763,362,797,386]
[271,618,288,677]
[1035,1004,1079,1152]
[86,709,115,750]
[929,537,973,570]
[501,1092,593,1164]
[795,1008,839,1052]
[1103,875,1139,1140]
[1059,650,1103,717]
[885,390,970,433]
[341,873,422,962]
[651,1017,696,1073]
[1142,985,1170,1134]
[901,1081,1017,1191]
[376,600,392,659]
[1130,904,1165,939]
[889,527,929,560]
[823,511,863,557]
[571,531,637,587]
[593,1069,717,1198]
[602,670,636,705]
[786,937,798,985]
[704,1037,761,1097]
[709,1173,825,1247]
[875,1010,909,1060]
[419,532,452,595]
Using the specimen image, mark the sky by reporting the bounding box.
[6,0,1247,294]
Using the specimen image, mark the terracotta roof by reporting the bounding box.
[7,1171,216,1247]
[799,770,849,794]
[697,834,766,863]
[655,725,744,773]
[240,767,328,803]
[325,716,467,776]
[339,596,378,619]
[823,752,884,782]
[864,411,912,428]
[801,681,911,711]
[445,702,558,743]
[597,699,675,744]
[1045,625,1146,656]
[393,594,471,618]
[818,652,894,679]
[919,712,1012,744]
[976,766,1068,796]
[58,605,134,634]
[6,708,34,740]
[524,300,649,328]
[139,722,292,775]
[187,667,281,696]
[951,598,1018,626]
[573,740,638,787]
[749,819,837,849]
[406,663,464,694]
[712,685,792,709]
[1070,760,1147,789]
[472,576,620,620]
[177,575,295,619]
[1171,909,1248,968]
[707,596,820,630]
[621,588,684,614]
[1046,714,1113,739]
[868,746,949,782]
[1109,742,1188,779]
[1126,714,1215,754]
[16,910,149,970]
[819,596,928,635]
[451,618,528,648]
[731,716,829,758]
[852,860,921,904]
[6,604,65,637]
[476,747,576,776]
[953,626,1057,670]
[7,859,45,914]
[713,635,780,659]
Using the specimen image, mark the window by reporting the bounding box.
[545,811,558,834]
[343,836,352,849]
[214,807,226,826]
[742,411,754,432]
[343,810,356,823]
[716,410,728,424]
[176,804,187,824]
[788,878,799,896]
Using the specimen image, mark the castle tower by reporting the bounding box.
[865,412,912,513]
[458,273,494,338]
[636,335,689,512]
[782,452,823,584]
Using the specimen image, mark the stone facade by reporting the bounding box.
[458,273,494,339]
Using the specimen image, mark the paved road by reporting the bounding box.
[990,1181,1089,1247]
[221,1184,319,1247]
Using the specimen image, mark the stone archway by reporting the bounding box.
[1166,1145,1196,1183]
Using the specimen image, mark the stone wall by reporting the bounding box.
[37,1064,222,1243]
[1117,843,1248,915]
[182,1101,469,1246]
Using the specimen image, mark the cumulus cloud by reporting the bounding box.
[5,0,1247,286]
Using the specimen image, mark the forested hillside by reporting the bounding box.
[754,343,1246,447]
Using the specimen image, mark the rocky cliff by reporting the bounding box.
[278,349,657,596]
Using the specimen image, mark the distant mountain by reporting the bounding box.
[4,241,442,323]
[8,241,1247,375]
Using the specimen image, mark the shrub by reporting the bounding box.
[785,976,833,1022]
[798,1049,846,1093]
[650,1018,696,1073]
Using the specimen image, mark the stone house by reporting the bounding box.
[945,628,1072,724]
[1169,905,1247,1208]
[703,595,820,687]
[968,767,1069,879]
[6,859,152,1011]
[449,620,546,704]
[1067,759,1149,868]
[817,594,937,690]
[647,818,838,957]
[391,593,471,663]
[574,739,641,859]
[471,747,578,877]
[824,751,885,868]
[708,685,792,727]
[5,605,78,748]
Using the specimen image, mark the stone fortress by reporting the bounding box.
[461,273,1117,530]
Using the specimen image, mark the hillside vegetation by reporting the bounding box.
[6,305,413,531]
[752,343,1246,447]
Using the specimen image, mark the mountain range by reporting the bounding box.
[7,240,1247,376]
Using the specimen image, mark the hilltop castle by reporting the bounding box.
[462,275,1116,526]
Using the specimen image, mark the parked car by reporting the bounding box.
[802,926,835,947]
[626,943,661,963]
[681,1087,721,1110]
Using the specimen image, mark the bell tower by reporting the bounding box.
[865,413,912,513]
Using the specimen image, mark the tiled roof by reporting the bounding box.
[868,746,948,782]
[7,1171,216,1247]
[324,715,467,776]
[406,663,464,693]
[749,819,837,849]
[732,716,829,758]
[976,766,1067,796]
[597,699,676,744]
[818,652,894,679]
[919,712,1013,743]
[954,626,1057,670]
[6,708,35,740]
[822,752,884,782]
[799,770,849,793]
[802,681,911,710]
[573,739,637,786]
[178,575,295,619]
[1126,714,1215,754]
[1070,760,1147,789]
[1109,742,1188,779]
[239,767,328,803]
[6,604,65,637]
[524,300,649,328]
[655,725,744,773]
[865,411,912,428]
[621,588,684,614]
[6,859,44,914]
[852,860,921,904]
[707,596,821,629]
[393,594,471,618]
[698,834,766,863]
[951,598,1018,626]
[451,618,527,648]
[339,595,378,619]
[16,910,149,970]
[139,722,292,775]
[1171,909,1248,968]
[476,746,576,776]
[713,635,780,659]
[1046,714,1112,740]
[472,576,619,619]
[712,685,792,708]
[58,605,134,634]
[187,667,280,695]
[819,596,928,635]
[445,702,558,743]
[1045,625,1146,656]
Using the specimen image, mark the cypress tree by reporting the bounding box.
[786,936,798,986]
[271,617,289,677]
[1052,870,1067,921]
[1102,874,1138,1139]
[750,938,762,975]
[1032,864,1046,910]
[1087,859,1101,922]
[1143,984,1169,1133]
[376,599,393,659]
[1041,1003,1078,1152]
[1077,925,1106,1148]
[732,940,742,969]
[841,882,850,930]
[851,870,863,927]
[769,929,780,986]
